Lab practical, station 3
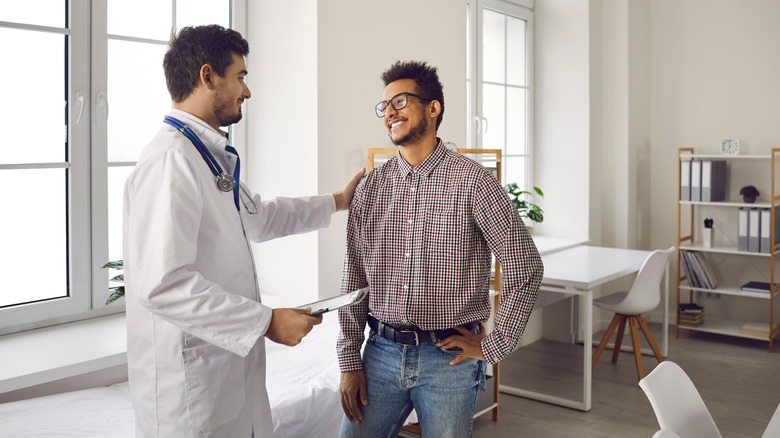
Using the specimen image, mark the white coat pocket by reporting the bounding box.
[182,340,246,432]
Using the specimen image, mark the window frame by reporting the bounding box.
[0,0,246,335]
[467,0,535,196]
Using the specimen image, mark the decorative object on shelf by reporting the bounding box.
[702,218,714,248]
[739,185,759,203]
[720,138,740,155]
[504,182,544,223]
[101,260,124,305]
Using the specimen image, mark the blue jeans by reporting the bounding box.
[339,330,486,438]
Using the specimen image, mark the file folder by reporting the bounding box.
[738,207,749,251]
[680,160,691,201]
[748,208,760,252]
[690,160,702,202]
[760,207,780,253]
[701,160,727,202]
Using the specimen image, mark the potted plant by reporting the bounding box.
[102,260,125,305]
[504,183,544,223]
[739,185,759,203]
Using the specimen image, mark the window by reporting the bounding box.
[0,1,240,334]
[467,0,534,192]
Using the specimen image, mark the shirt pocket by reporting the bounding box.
[423,209,463,257]
[182,339,245,432]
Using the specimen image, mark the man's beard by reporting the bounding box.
[390,115,428,146]
[214,102,243,127]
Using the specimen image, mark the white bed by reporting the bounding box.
[0,313,345,437]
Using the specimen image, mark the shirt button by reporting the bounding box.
[402,284,409,290]
[404,252,411,258]
[410,187,416,192]
[407,219,413,224]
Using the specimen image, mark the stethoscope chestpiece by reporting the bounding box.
[216,174,236,192]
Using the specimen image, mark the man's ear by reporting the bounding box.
[199,64,216,90]
[429,100,442,120]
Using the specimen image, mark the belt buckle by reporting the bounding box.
[397,328,419,346]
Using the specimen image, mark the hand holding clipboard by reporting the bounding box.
[297,287,369,316]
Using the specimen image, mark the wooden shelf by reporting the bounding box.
[676,147,780,352]
[678,318,779,341]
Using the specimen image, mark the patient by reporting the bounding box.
[336,60,544,437]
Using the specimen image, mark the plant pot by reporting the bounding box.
[743,195,757,203]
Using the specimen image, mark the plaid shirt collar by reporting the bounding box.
[396,138,447,179]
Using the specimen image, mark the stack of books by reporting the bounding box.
[740,281,772,295]
[739,322,770,338]
[678,302,705,327]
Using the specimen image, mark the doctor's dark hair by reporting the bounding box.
[163,24,249,102]
[381,60,445,130]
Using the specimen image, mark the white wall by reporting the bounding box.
[245,0,320,302]
[533,0,591,242]
[651,0,780,321]
[246,0,465,303]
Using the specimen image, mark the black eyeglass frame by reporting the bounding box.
[375,92,431,118]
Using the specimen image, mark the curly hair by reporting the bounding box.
[163,25,249,102]
[381,60,444,130]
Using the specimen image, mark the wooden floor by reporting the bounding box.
[470,325,780,438]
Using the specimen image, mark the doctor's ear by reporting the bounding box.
[199,64,216,90]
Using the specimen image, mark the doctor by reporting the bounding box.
[123,25,364,437]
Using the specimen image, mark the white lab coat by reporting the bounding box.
[123,109,335,437]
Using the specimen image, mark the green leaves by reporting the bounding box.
[101,259,125,306]
[504,182,545,223]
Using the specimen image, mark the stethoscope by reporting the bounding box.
[163,116,241,210]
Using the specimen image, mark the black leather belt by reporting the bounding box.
[367,314,479,346]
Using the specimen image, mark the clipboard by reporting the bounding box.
[297,287,369,316]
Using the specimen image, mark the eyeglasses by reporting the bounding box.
[375,92,431,118]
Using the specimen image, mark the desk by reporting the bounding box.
[499,245,669,412]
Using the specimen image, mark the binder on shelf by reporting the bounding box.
[690,160,702,202]
[740,281,772,294]
[748,208,761,252]
[680,159,692,201]
[700,160,727,202]
[759,207,780,253]
[738,207,749,251]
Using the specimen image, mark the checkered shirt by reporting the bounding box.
[337,141,544,372]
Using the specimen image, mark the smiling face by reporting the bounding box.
[382,78,436,147]
[210,53,251,127]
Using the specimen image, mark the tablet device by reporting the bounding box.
[297,287,369,316]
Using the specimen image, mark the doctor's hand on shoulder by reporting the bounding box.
[265,308,323,346]
[333,168,366,211]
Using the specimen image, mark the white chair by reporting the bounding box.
[639,361,722,438]
[652,431,681,438]
[592,246,675,380]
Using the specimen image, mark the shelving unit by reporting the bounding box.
[367,148,502,434]
[676,147,780,351]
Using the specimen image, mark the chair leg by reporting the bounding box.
[611,315,628,364]
[592,314,621,368]
[637,315,664,363]
[628,316,645,380]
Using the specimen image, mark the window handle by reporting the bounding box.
[482,117,489,134]
[95,91,109,124]
[75,92,85,125]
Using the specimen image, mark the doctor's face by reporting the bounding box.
[211,53,251,127]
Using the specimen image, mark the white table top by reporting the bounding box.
[532,235,589,256]
[541,245,651,290]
